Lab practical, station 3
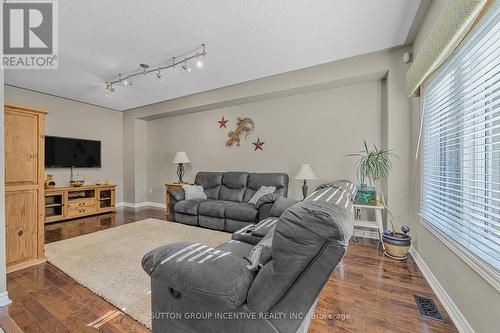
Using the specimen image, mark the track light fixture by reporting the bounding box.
[104,43,206,96]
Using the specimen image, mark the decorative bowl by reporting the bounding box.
[70,180,84,187]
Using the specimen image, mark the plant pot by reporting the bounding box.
[382,232,411,260]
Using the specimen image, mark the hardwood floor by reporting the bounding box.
[44,207,167,244]
[2,207,458,333]
[309,238,457,333]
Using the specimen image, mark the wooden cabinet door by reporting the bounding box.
[4,110,38,185]
[5,190,38,265]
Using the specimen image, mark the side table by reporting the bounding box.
[353,204,385,249]
[165,183,183,220]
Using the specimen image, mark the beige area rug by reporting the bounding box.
[45,218,231,328]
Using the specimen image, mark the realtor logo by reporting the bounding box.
[2,1,58,69]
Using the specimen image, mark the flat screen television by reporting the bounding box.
[45,136,101,168]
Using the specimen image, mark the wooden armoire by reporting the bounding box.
[4,104,47,272]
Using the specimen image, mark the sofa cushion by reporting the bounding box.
[198,200,236,218]
[216,239,254,259]
[243,173,289,202]
[175,199,205,215]
[225,203,259,222]
[219,172,249,202]
[195,172,223,200]
[142,241,255,310]
[175,213,198,226]
[226,219,255,234]
[199,215,225,231]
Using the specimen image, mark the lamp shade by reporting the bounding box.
[294,163,317,180]
[173,151,191,164]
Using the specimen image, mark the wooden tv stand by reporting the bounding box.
[45,184,116,223]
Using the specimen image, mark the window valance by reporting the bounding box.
[406,0,487,97]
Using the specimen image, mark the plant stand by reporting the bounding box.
[353,204,385,250]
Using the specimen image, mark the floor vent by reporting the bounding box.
[414,295,444,321]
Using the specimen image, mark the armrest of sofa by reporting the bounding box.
[254,193,280,209]
[168,188,185,202]
[255,193,281,220]
[142,241,255,310]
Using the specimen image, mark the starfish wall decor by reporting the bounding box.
[253,138,265,151]
[218,116,228,128]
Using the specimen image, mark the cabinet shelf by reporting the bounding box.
[46,213,63,218]
[45,203,62,208]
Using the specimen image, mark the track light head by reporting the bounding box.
[105,83,115,97]
[156,69,164,81]
[181,58,191,72]
[196,55,203,68]
[122,76,132,86]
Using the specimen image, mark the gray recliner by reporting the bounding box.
[168,171,289,232]
[143,180,356,333]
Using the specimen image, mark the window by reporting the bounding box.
[421,7,500,270]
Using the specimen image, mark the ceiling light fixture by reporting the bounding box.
[104,43,206,96]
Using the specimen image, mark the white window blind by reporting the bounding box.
[421,6,500,270]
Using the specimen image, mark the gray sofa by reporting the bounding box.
[168,171,289,232]
[143,180,356,333]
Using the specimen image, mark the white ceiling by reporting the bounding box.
[5,0,421,111]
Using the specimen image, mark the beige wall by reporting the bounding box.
[409,2,500,332]
[146,81,382,202]
[122,114,148,203]
[4,86,125,202]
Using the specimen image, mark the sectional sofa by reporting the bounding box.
[167,171,289,232]
[143,180,356,333]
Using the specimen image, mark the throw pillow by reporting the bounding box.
[182,184,207,200]
[248,186,276,205]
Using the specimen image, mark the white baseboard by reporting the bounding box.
[409,246,474,333]
[116,202,165,209]
[0,292,12,306]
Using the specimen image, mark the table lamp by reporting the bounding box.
[173,151,191,183]
[294,163,317,199]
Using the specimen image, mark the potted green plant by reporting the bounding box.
[348,141,411,260]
